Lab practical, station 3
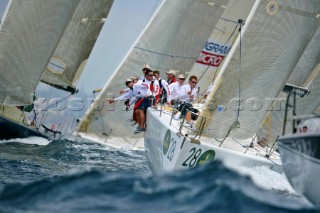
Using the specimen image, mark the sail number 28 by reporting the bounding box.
[182,148,202,167]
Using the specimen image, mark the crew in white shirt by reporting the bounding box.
[153,70,171,105]
[133,69,159,133]
[108,78,135,104]
[180,76,198,103]
[169,74,186,103]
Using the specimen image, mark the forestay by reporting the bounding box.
[0,0,80,105]
[199,0,320,140]
[78,0,229,138]
[40,0,114,91]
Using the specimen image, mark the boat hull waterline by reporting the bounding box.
[0,115,48,140]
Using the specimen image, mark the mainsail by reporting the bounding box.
[40,0,114,93]
[77,0,229,141]
[199,0,320,140]
[0,0,80,106]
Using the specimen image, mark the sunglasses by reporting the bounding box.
[147,74,154,77]
[190,81,197,84]
[178,78,185,80]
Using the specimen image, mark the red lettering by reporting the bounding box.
[196,51,224,67]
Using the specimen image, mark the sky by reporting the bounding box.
[0,0,10,23]
[76,0,161,95]
[34,0,162,132]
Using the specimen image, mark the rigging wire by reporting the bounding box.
[236,19,244,123]
[197,21,239,84]
[134,47,197,60]
[215,19,244,145]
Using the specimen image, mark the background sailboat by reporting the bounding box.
[40,0,114,94]
[33,0,114,136]
[0,0,113,138]
[0,0,81,139]
[76,0,229,149]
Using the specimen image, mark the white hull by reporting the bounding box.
[145,108,282,175]
[278,134,320,206]
[76,132,144,151]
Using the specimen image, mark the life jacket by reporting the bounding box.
[158,79,165,98]
[168,77,177,84]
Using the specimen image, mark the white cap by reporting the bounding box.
[143,64,150,69]
[178,74,185,79]
[126,78,133,82]
[166,70,177,76]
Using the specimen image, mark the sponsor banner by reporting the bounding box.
[196,41,230,67]
[196,51,224,67]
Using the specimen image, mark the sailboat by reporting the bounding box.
[0,0,114,140]
[40,0,113,94]
[75,0,230,150]
[277,68,320,205]
[144,0,320,174]
[35,0,114,136]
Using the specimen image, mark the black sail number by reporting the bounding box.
[182,148,202,167]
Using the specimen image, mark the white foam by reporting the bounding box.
[0,136,51,146]
[226,164,297,194]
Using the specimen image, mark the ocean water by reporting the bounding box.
[0,137,319,213]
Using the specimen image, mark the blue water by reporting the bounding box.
[0,138,319,213]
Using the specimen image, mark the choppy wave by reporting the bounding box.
[0,138,319,213]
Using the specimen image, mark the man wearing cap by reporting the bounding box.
[133,69,159,133]
[139,64,151,81]
[153,70,171,106]
[108,78,135,105]
[120,76,139,94]
[168,73,186,103]
[166,70,177,84]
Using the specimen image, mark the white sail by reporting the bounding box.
[199,0,320,140]
[77,0,229,147]
[0,0,80,106]
[296,65,320,115]
[40,0,114,92]
[257,26,320,143]
[187,0,256,93]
